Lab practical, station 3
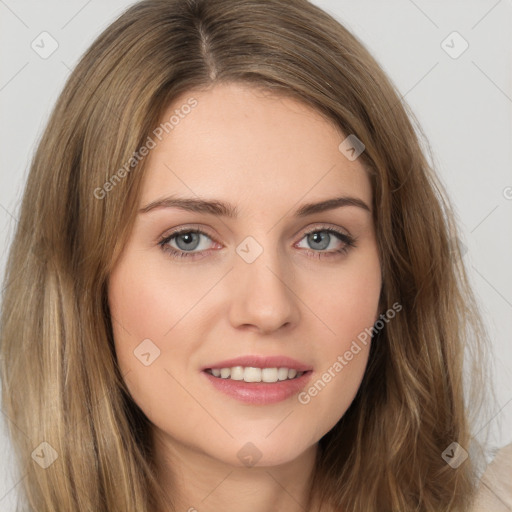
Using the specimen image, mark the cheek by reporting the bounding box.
[311,246,382,345]
[107,257,183,397]
[108,253,218,351]
[297,250,381,432]
[107,254,223,419]
[108,264,184,435]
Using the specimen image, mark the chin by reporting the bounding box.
[218,438,314,469]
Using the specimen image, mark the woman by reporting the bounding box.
[0,0,498,510]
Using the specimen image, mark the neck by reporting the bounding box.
[152,428,320,512]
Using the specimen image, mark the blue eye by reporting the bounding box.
[295,229,355,257]
[158,225,356,261]
[159,229,215,259]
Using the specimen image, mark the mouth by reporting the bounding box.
[201,355,313,404]
[204,366,308,382]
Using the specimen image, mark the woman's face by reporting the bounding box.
[108,82,381,468]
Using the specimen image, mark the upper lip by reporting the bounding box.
[202,355,313,372]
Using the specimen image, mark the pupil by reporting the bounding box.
[177,232,199,250]
[309,231,329,250]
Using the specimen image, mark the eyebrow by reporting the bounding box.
[139,195,371,217]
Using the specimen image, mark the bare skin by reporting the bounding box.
[108,82,381,512]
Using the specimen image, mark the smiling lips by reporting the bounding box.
[206,366,305,382]
[202,355,313,404]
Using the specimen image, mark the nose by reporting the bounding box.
[227,243,300,335]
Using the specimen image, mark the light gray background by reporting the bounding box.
[1,0,511,508]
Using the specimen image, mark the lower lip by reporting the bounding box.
[202,370,313,405]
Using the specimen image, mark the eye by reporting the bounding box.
[295,226,356,259]
[158,227,217,260]
[158,224,356,260]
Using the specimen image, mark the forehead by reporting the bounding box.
[140,82,372,211]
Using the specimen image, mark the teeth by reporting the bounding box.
[261,368,277,382]
[244,367,261,382]
[230,366,244,380]
[277,367,289,381]
[207,366,305,382]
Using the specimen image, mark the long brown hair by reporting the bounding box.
[0,0,494,510]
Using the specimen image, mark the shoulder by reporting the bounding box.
[471,443,512,511]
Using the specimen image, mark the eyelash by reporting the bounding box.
[158,224,357,261]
